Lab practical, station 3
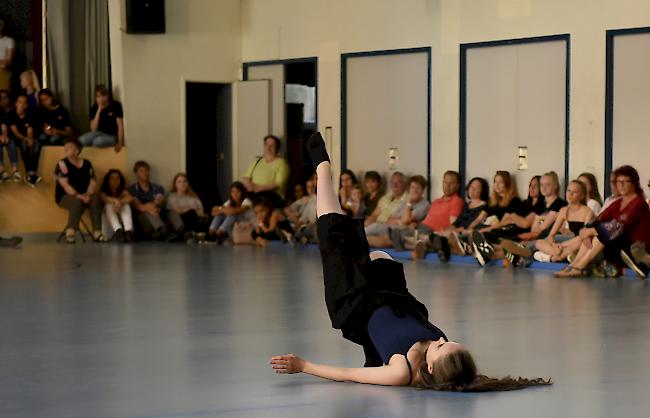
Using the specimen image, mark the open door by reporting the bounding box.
[233,80,271,179]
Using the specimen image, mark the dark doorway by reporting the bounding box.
[243,58,317,203]
[185,82,232,211]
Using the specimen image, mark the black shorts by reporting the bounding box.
[316,213,429,348]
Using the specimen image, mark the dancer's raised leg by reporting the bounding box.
[307,132,344,218]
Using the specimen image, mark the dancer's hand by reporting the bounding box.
[270,354,305,374]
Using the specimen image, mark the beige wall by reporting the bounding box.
[108,0,241,185]
[240,0,650,197]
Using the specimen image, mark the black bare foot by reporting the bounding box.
[306,132,330,171]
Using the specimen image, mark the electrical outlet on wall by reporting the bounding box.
[389,147,398,170]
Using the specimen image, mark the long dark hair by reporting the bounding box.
[418,349,552,392]
[229,181,248,207]
[339,169,358,188]
[466,177,489,203]
[101,169,126,197]
[578,172,603,205]
[613,165,645,198]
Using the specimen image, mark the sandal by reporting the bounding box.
[65,234,76,244]
[93,232,106,243]
[554,266,585,278]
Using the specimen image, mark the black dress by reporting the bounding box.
[316,213,430,367]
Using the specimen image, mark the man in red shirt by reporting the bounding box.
[390,171,464,260]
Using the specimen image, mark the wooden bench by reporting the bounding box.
[0,146,128,233]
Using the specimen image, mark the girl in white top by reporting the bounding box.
[577,173,603,215]
[99,169,134,242]
[209,181,254,242]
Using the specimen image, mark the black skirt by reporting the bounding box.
[317,213,429,365]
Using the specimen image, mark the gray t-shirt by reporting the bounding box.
[395,198,430,222]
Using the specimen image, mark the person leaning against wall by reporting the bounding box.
[241,135,290,209]
[0,19,15,92]
[38,88,73,145]
[79,85,125,152]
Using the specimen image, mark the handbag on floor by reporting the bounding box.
[232,221,255,245]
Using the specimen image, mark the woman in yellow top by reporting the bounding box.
[242,135,290,208]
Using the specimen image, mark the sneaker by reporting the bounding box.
[0,171,8,182]
[124,230,133,243]
[0,236,22,247]
[631,242,650,266]
[501,239,533,258]
[620,249,647,279]
[471,230,494,266]
[10,171,21,182]
[413,240,427,260]
[504,251,520,267]
[533,251,552,263]
[113,228,125,242]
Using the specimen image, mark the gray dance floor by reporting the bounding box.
[2,240,649,418]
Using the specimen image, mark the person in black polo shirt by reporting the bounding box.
[38,88,73,145]
[9,94,41,186]
[79,85,125,152]
[54,137,103,244]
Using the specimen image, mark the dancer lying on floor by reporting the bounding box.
[269,132,551,391]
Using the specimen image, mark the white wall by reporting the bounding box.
[108,0,241,184]
[240,0,650,197]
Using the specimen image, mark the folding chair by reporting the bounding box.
[57,206,93,243]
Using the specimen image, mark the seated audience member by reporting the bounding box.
[251,198,294,247]
[38,88,73,145]
[338,169,358,207]
[166,173,207,238]
[531,180,595,262]
[19,70,40,110]
[367,175,430,248]
[128,161,168,240]
[99,169,134,242]
[362,170,384,217]
[0,89,12,113]
[209,181,254,243]
[475,172,567,266]
[432,177,490,257]
[389,172,462,259]
[364,171,408,236]
[0,108,19,182]
[54,138,103,243]
[284,177,318,244]
[343,184,365,219]
[80,85,124,152]
[0,20,14,91]
[292,183,305,203]
[578,172,603,215]
[9,94,41,186]
[555,165,650,278]
[242,135,290,209]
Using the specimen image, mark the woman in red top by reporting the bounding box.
[555,165,649,278]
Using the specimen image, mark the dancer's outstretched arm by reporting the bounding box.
[270,354,410,386]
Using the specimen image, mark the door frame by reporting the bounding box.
[340,46,431,197]
[604,26,650,196]
[242,56,319,134]
[459,34,570,192]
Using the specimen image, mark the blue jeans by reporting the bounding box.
[79,131,117,147]
[39,133,63,145]
[18,140,41,174]
[0,139,18,169]
[209,214,240,236]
